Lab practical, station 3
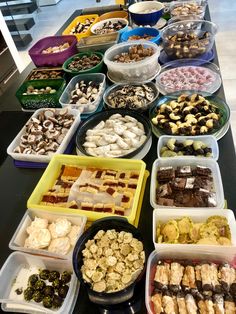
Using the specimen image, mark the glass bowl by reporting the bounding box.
[156,59,222,95]
[169,0,207,19]
[160,20,218,59]
[149,91,230,139]
[103,82,159,112]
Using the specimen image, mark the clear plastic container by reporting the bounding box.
[160,20,218,59]
[170,0,207,19]
[104,41,161,83]
[145,247,236,314]
[7,108,81,163]
[156,59,222,95]
[77,33,119,53]
[157,135,219,160]
[9,208,87,260]
[90,18,129,35]
[59,73,106,113]
[152,208,236,250]
[0,252,79,314]
[150,157,225,209]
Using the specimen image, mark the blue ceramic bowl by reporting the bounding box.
[120,27,161,44]
[128,1,164,27]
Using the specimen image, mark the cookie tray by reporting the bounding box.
[0,252,79,314]
[150,157,225,209]
[7,108,81,163]
[157,135,219,160]
[27,154,147,226]
[9,209,87,260]
[145,247,236,314]
[152,208,236,250]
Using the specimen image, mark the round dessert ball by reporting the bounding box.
[61,271,71,284]
[34,280,46,291]
[43,296,53,308]
[33,290,44,303]
[52,278,62,290]
[39,269,50,280]
[58,285,69,298]
[49,270,60,282]
[28,274,39,287]
[43,285,55,297]
[24,287,34,301]
[52,294,63,308]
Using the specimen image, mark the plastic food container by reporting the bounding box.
[0,252,79,314]
[157,135,219,160]
[103,82,159,112]
[25,67,64,81]
[77,32,119,53]
[62,14,99,41]
[62,51,104,76]
[59,73,106,113]
[15,79,66,110]
[121,27,161,44]
[168,14,200,24]
[7,107,81,163]
[75,109,152,158]
[156,59,222,95]
[170,0,207,19]
[90,18,129,35]
[27,154,147,225]
[99,10,128,21]
[150,157,225,209]
[28,35,77,67]
[145,247,236,314]
[152,208,236,250]
[73,217,146,305]
[104,41,161,83]
[149,92,231,140]
[160,20,218,59]
[9,208,87,260]
[128,1,164,26]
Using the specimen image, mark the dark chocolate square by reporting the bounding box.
[176,166,192,177]
[157,167,175,182]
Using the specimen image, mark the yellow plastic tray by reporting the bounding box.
[62,14,99,41]
[27,154,146,225]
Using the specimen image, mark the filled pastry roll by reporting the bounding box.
[151,292,163,314]
[177,292,188,314]
[162,291,178,314]
[154,262,170,290]
[213,294,225,314]
[169,262,184,293]
[185,293,198,314]
[224,294,236,314]
[204,296,215,314]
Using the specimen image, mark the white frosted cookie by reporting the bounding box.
[24,228,51,249]
[26,217,48,234]
[49,218,72,238]
[48,237,71,255]
[68,225,81,246]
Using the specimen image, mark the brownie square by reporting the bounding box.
[171,178,187,190]
[195,165,212,177]
[156,197,174,206]
[157,167,175,182]
[176,166,192,177]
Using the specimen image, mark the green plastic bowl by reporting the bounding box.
[62,51,104,76]
[15,78,66,110]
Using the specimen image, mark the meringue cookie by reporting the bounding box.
[68,225,82,246]
[49,218,72,239]
[26,217,48,234]
[48,237,71,255]
[24,228,51,249]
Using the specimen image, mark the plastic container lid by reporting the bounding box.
[150,157,225,209]
[59,73,106,114]
[157,135,219,160]
[0,252,79,314]
[9,208,87,260]
[152,208,236,250]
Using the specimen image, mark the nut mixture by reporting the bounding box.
[67,54,101,72]
[28,70,63,80]
[81,229,145,293]
[160,139,212,158]
[151,93,221,136]
[164,30,210,59]
[69,80,103,112]
[107,84,155,110]
[113,44,154,63]
[94,20,126,35]
[23,85,57,95]
[42,42,70,54]
[13,108,75,155]
[156,215,231,245]
[171,2,205,17]
[70,18,95,34]
[128,34,154,41]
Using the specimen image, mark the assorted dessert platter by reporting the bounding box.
[2,1,236,313]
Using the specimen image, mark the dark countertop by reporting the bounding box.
[0,4,236,314]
